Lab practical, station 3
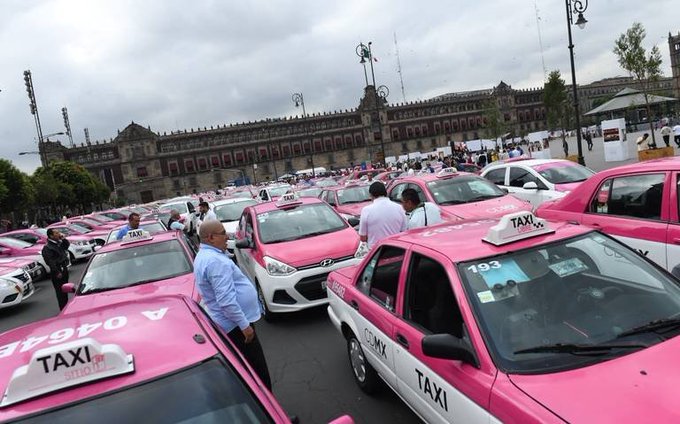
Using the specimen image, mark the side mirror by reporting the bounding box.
[234,238,252,249]
[422,334,479,367]
[500,187,509,194]
[61,283,75,293]
[522,181,539,190]
[347,217,360,227]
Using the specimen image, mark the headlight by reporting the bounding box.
[0,279,13,288]
[263,256,297,276]
[354,242,369,259]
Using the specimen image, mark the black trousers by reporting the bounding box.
[663,135,670,147]
[50,267,69,310]
[228,324,272,391]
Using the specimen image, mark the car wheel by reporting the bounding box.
[256,281,277,322]
[347,332,380,394]
[68,251,76,264]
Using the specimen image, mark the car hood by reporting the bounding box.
[262,227,359,268]
[0,255,39,267]
[62,273,196,314]
[439,195,532,219]
[553,181,583,193]
[508,336,680,423]
[335,201,371,217]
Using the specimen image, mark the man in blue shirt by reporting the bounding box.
[194,219,271,389]
[115,213,141,240]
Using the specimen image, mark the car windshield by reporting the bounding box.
[533,163,594,184]
[79,240,192,293]
[16,359,272,424]
[73,221,95,231]
[35,229,47,236]
[231,191,254,199]
[427,175,505,205]
[257,203,347,243]
[458,232,680,374]
[93,214,114,222]
[68,224,91,234]
[268,185,292,197]
[0,237,31,248]
[105,222,167,244]
[162,203,188,214]
[82,218,104,226]
[337,186,371,204]
[314,179,337,187]
[297,188,322,198]
[215,200,258,222]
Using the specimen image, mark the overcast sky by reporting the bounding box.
[2,0,678,173]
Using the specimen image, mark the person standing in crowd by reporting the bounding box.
[42,229,71,310]
[661,124,672,147]
[636,133,652,151]
[672,122,680,147]
[167,209,185,231]
[194,220,272,389]
[116,212,141,240]
[585,131,593,151]
[401,188,442,230]
[359,182,407,248]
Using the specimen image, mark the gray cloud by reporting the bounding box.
[1,0,677,172]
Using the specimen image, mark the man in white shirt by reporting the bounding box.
[636,133,652,151]
[358,182,407,248]
[195,201,218,237]
[673,124,680,148]
[401,188,443,230]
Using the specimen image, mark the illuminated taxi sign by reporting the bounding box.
[483,211,554,246]
[1,338,134,407]
[436,167,458,178]
[120,229,153,245]
[275,193,302,208]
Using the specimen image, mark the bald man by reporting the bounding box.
[193,220,271,389]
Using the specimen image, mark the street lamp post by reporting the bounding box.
[292,92,315,178]
[23,70,47,166]
[564,0,589,166]
[20,132,65,167]
[356,42,388,165]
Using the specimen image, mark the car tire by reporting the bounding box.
[68,251,76,264]
[347,332,380,394]
[256,281,278,322]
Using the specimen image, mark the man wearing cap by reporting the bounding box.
[194,220,271,389]
[115,212,141,240]
[359,182,407,248]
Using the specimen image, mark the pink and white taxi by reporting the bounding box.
[327,210,680,423]
[0,295,319,422]
[387,168,532,221]
[60,230,198,314]
[234,194,367,319]
[0,267,34,309]
[320,183,372,224]
[536,157,680,276]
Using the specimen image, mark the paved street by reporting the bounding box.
[0,262,421,424]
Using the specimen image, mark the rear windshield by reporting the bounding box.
[533,163,594,184]
[15,359,272,424]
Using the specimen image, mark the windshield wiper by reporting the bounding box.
[438,200,466,205]
[616,318,680,338]
[467,194,504,202]
[514,342,646,355]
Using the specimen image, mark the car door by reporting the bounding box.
[348,244,409,390]
[392,248,493,424]
[235,212,257,279]
[582,172,669,269]
[666,172,680,276]
[507,166,548,208]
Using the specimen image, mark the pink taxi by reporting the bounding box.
[0,262,35,309]
[0,238,51,274]
[60,230,198,314]
[319,183,372,224]
[3,228,98,263]
[0,295,321,422]
[0,256,46,282]
[327,210,680,423]
[536,157,680,276]
[387,168,532,221]
[64,216,117,231]
[234,194,367,319]
[46,223,108,247]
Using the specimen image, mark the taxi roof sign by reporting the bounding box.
[483,211,554,246]
[120,229,153,245]
[275,193,302,208]
[1,338,134,407]
[436,167,458,178]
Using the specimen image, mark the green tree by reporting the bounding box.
[37,161,111,212]
[543,70,572,154]
[613,22,663,146]
[0,159,32,214]
[482,97,508,148]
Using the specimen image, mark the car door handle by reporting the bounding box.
[350,300,359,311]
[396,334,409,349]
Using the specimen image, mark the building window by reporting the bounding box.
[222,154,232,166]
[198,158,208,171]
[184,160,195,173]
[235,152,245,164]
[169,162,179,176]
[136,167,148,178]
[392,129,400,140]
[282,145,291,157]
[210,156,220,168]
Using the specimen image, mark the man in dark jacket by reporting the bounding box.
[42,228,71,310]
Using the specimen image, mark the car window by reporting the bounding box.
[389,183,408,202]
[404,253,464,337]
[326,192,337,206]
[407,183,427,203]
[533,163,594,184]
[357,245,405,312]
[260,190,269,201]
[214,200,258,222]
[508,167,541,188]
[589,173,665,220]
[484,168,506,186]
